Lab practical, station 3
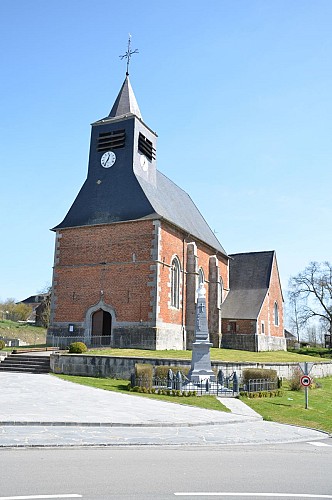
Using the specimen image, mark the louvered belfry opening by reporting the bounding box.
[97,129,126,152]
[138,132,156,161]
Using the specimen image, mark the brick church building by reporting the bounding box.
[47,74,286,352]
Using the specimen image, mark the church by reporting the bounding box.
[47,68,286,352]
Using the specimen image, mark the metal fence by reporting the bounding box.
[131,370,239,397]
[245,378,278,393]
[48,335,155,349]
[48,335,112,349]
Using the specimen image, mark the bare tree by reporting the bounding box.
[289,261,332,343]
[287,285,306,342]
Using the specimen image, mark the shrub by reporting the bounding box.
[135,363,153,388]
[154,365,190,379]
[289,346,332,358]
[289,367,302,391]
[0,340,5,350]
[242,368,277,384]
[68,342,87,354]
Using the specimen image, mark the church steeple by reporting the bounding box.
[108,75,142,120]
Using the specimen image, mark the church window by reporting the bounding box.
[261,321,265,334]
[274,302,279,326]
[97,129,126,151]
[218,277,223,309]
[171,257,181,309]
[198,267,205,285]
[138,133,156,161]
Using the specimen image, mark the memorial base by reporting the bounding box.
[188,341,216,383]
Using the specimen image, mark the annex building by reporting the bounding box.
[47,74,286,352]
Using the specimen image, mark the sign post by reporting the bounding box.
[299,362,314,409]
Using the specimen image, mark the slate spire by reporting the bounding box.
[108,75,142,120]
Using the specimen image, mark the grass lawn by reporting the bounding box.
[54,374,332,433]
[54,374,230,412]
[84,347,325,363]
[240,377,332,434]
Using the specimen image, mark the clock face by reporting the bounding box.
[140,154,149,172]
[101,151,116,168]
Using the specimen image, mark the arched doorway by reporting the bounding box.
[91,309,112,346]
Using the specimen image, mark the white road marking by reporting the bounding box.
[174,493,332,498]
[0,495,82,500]
[307,441,331,447]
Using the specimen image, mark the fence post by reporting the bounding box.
[167,369,173,389]
[176,371,182,391]
[233,372,238,394]
[217,369,224,386]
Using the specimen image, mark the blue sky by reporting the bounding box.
[0,0,331,302]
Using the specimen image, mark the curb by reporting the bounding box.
[0,416,257,428]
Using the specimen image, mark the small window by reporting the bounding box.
[198,268,205,285]
[171,257,180,309]
[261,321,265,334]
[274,302,279,326]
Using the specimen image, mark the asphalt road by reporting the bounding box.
[0,441,331,499]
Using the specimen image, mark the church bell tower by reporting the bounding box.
[54,74,157,230]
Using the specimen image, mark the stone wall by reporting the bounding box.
[50,353,332,381]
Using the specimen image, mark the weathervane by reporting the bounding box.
[119,34,138,76]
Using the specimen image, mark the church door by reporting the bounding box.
[91,309,112,346]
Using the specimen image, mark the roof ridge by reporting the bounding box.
[229,250,275,256]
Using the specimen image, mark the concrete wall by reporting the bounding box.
[50,353,332,381]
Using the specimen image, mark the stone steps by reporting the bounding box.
[0,354,50,374]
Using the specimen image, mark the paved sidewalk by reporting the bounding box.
[0,372,327,447]
[217,397,263,419]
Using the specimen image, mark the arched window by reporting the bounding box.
[274,302,279,326]
[171,257,181,308]
[218,277,223,309]
[198,267,205,285]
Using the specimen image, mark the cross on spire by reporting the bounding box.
[119,34,138,76]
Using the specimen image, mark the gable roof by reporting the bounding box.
[19,294,49,305]
[138,171,226,254]
[53,167,226,255]
[221,251,275,319]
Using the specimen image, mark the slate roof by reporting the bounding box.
[53,167,226,254]
[221,251,275,319]
[138,172,226,254]
[53,172,156,229]
[106,76,142,120]
[19,294,49,305]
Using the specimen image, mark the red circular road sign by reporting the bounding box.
[300,375,311,387]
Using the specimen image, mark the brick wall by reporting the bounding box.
[222,319,257,335]
[257,253,284,338]
[48,218,228,350]
[51,220,155,324]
